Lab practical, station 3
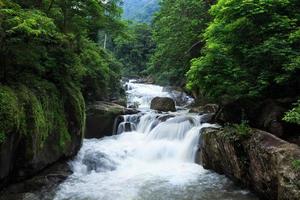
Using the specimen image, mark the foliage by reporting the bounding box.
[0,86,23,137]
[224,121,252,140]
[0,0,125,146]
[149,0,211,85]
[283,100,300,125]
[113,22,155,76]
[187,0,300,102]
[292,159,300,170]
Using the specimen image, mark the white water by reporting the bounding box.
[54,80,257,200]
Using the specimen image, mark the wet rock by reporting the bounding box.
[150,97,176,112]
[124,108,140,115]
[189,104,219,114]
[162,87,193,106]
[0,193,39,200]
[198,128,300,200]
[85,101,126,138]
[0,161,71,200]
[200,113,215,124]
[82,152,116,172]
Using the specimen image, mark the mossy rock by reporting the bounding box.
[0,79,85,184]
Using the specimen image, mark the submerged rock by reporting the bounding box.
[198,128,300,200]
[82,152,116,173]
[150,97,176,112]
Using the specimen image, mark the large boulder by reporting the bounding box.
[85,101,140,138]
[198,127,300,200]
[0,84,85,188]
[150,97,176,112]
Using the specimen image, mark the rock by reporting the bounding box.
[162,87,193,106]
[256,100,286,137]
[213,98,300,139]
[198,128,300,200]
[150,97,176,112]
[111,99,127,107]
[85,101,126,138]
[0,132,21,188]
[0,87,85,187]
[0,193,39,200]
[200,113,215,124]
[124,108,140,115]
[189,104,219,114]
[0,161,71,200]
[82,152,116,173]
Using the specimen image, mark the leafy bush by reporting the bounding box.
[283,100,300,125]
[187,0,300,102]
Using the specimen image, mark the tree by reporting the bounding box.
[113,22,155,76]
[187,0,300,102]
[148,0,211,86]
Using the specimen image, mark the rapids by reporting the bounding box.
[54,80,257,200]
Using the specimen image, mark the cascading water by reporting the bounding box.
[54,80,257,200]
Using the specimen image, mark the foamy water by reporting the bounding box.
[54,80,257,200]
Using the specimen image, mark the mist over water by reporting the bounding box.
[54,80,257,200]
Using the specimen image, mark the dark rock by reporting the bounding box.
[150,97,176,112]
[189,104,219,114]
[82,152,116,173]
[85,101,126,138]
[0,161,71,200]
[162,87,192,106]
[214,98,300,139]
[200,113,215,124]
[256,100,286,137]
[124,108,140,115]
[198,128,300,200]
[0,132,22,188]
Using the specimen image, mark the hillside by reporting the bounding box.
[122,0,159,23]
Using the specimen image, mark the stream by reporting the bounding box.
[53,80,257,200]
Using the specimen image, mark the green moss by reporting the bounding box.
[0,85,25,143]
[0,75,86,157]
[292,159,300,170]
[62,82,86,139]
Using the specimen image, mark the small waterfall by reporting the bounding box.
[54,79,257,200]
[116,114,140,134]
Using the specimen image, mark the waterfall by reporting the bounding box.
[54,79,257,200]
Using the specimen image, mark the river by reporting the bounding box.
[53,80,257,200]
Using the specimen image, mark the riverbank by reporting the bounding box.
[197,127,300,200]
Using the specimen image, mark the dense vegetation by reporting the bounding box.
[187,0,300,102]
[130,0,299,124]
[1,0,300,143]
[113,22,155,77]
[0,0,124,144]
[148,0,211,86]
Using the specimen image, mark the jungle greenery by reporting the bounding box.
[143,0,300,124]
[1,0,300,144]
[113,22,155,77]
[148,0,211,86]
[0,0,124,145]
